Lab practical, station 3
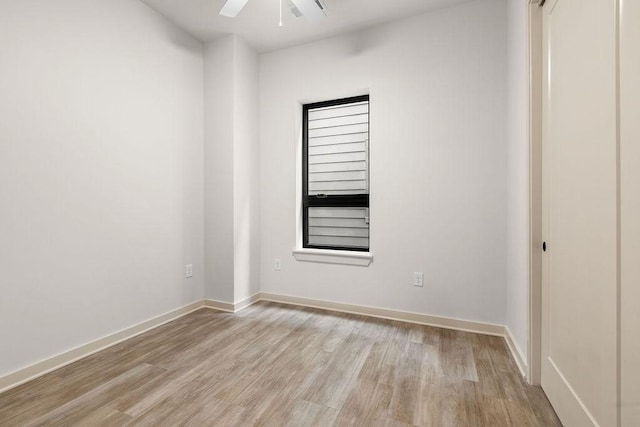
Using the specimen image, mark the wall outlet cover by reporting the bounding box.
[413,272,424,287]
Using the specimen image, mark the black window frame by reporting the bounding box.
[302,94,370,252]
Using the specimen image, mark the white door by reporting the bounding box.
[541,0,618,426]
[620,1,640,425]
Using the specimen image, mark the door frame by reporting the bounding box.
[527,0,544,386]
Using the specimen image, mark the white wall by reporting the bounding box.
[204,37,235,302]
[0,0,204,377]
[259,0,508,325]
[233,39,261,302]
[204,35,260,303]
[505,0,529,365]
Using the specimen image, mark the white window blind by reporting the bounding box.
[307,207,369,249]
[307,101,369,196]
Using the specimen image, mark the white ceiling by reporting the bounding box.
[140,0,473,52]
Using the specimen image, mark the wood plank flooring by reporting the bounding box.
[0,302,562,426]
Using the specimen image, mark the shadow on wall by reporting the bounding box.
[342,24,392,56]
[154,15,206,53]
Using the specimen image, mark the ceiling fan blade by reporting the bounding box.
[219,0,249,17]
[290,0,326,21]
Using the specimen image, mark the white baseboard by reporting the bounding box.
[203,299,235,312]
[0,300,204,394]
[543,357,600,426]
[233,293,261,311]
[504,325,529,379]
[203,293,260,313]
[259,292,505,336]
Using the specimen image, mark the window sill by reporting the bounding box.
[292,248,373,266]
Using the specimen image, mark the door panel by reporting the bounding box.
[541,0,618,426]
[621,1,640,424]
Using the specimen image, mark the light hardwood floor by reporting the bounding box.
[0,302,562,426]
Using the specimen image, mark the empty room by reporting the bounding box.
[0,0,637,425]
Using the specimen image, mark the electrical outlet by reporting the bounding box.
[274,259,281,271]
[185,264,193,278]
[413,272,424,287]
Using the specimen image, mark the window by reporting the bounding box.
[302,95,370,252]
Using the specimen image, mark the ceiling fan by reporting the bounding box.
[219,0,328,22]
